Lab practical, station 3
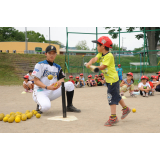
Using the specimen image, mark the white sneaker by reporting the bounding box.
[29,89,33,93]
[142,91,145,97]
[146,93,148,97]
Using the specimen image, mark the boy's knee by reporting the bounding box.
[65,81,74,91]
[40,103,51,112]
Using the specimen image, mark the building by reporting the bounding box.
[59,48,96,56]
[0,42,60,54]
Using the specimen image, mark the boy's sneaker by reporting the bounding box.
[25,89,28,92]
[130,93,136,97]
[29,89,33,93]
[120,92,124,96]
[67,105,81,113]
[146,93,148,97]
[38,110,43,114]
[36,104,40,111]
[104,116,119,127]
[121,107,131,119]
[152,91,154,96]
[142,91,145,97]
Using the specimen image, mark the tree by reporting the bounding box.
[27,31,45,42]
[105,27,160,66]
[75,40,90,50]
[0,27,17,41]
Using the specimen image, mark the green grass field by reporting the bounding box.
[0,52,159,85]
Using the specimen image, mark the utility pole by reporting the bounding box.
[49,27,50,45]
[25,27,28,54]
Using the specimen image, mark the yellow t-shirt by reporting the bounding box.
[96,52,119,84]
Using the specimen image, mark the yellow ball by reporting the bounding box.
[26,113,31,119]
[36,113,41,118]
[19,112,22,115]
[34,111,38,115]
[8,117,14,123]
[15,117,21,123]
[11,114,16,118]
[6,114,10,118]
[21,115,27,121]
[16,112,20,115]
[32,110,36,113]
[16,115,22,120]
[132,108,136,113]
[48,75,53,80]
[54,83,58,87]
[10,112,15,115]
[3,117,8,122]
[0,114,4,121]
[0,113,5,119]
[10,115,15,120]
[0,113,5,117]
[29,112,33,117]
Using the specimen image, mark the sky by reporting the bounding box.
[15,27,144,50]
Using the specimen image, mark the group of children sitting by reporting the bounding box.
[22,69,160,98]
[120,71,160,97]
[23,70,34,93]
[68,73,106,88]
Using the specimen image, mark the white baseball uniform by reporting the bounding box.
[32,60,74,112]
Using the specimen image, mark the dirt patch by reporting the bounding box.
[0,85,160,133]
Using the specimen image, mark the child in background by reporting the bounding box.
[94,75,98,84]
[120,72,135,97]
[154,74,160,92]
[85,75,96,87]
[74,76,80,88]
[101,73,106,85]
[138,75,151,97]
[23,75,34,93]
[68,75,75,84]
[116,64,123,82]
[97,75,103,86]
[27,70,34,84]
[79,73,85,87]
[147,76,154,95]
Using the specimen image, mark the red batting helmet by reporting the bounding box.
[92,36,113,48]
[118,64,121,67]
[76,76,79,79]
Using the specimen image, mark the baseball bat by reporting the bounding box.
[84,62,99,73]
[61,82,67,118]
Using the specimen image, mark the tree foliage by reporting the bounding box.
[0,27,64,48]
[75,40,90,50]
[105,27,160,65]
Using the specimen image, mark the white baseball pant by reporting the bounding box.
[32,81,74,112]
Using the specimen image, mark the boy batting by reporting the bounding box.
[86,36,131,126]
[32,45,81,114]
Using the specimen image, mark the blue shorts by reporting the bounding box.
[106,81,122,105]
[119,75,123,81]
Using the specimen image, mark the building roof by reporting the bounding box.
[60,48,96,53]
